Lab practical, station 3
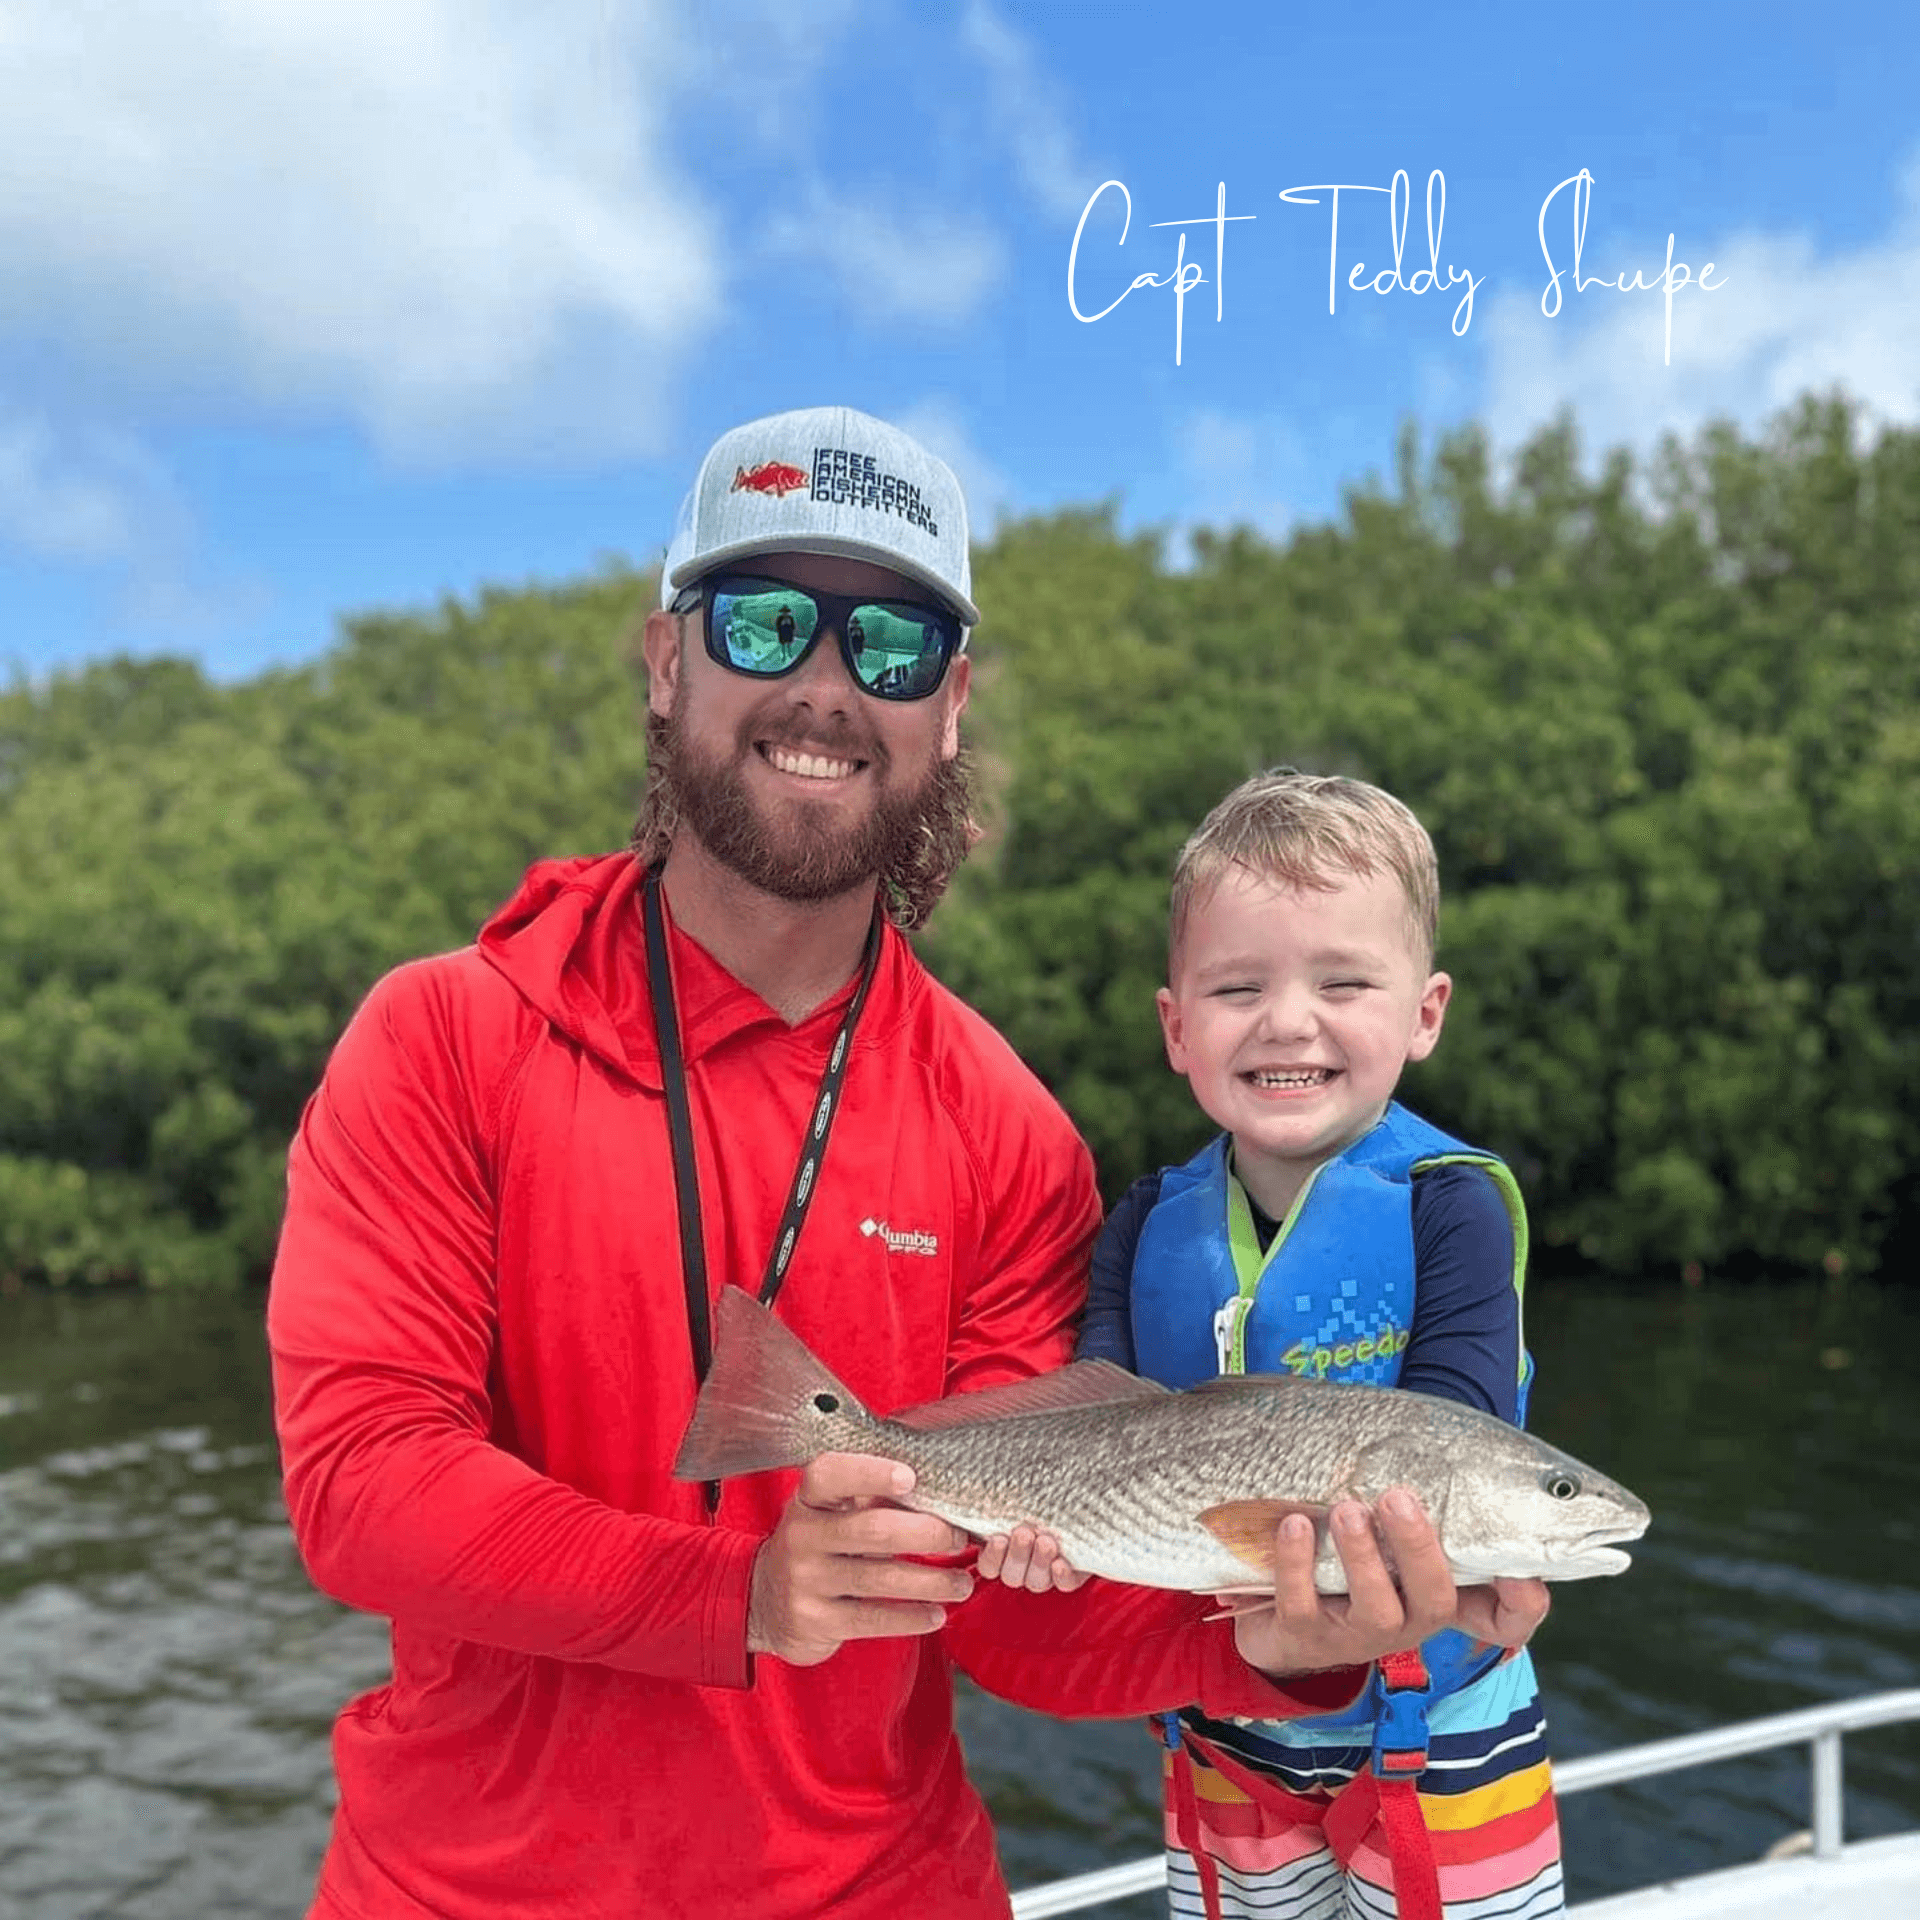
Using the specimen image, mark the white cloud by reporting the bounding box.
[117,566,274,649]
[764,192,1006,327]
[1161,407,1304,563]
[1480,155,1920,468]
[680,0,865,151]
[959,1,1103,224]
[0,414,182,564]
[0,0,720,462]
[0,403,269,648]
[706,4,1094,333]
[683,4,1029,333]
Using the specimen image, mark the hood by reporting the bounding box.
[475,851,901,1089]
[476,852,664,1087]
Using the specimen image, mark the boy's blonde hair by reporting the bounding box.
[1169,768,1440,966]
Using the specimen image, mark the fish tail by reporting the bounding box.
[672,1289,869,1481]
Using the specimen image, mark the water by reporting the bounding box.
[2,1278,1917,1918]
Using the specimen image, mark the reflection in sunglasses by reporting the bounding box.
[697,573,963,703]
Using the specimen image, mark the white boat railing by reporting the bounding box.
[1006,1686,1920,1918]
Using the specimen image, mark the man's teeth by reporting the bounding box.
[1248,1068,1333,1088]
[766,745,857,781]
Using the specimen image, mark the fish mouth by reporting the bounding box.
[1546,1518,1650,1580]
[1452,1516,1649,1584]
[1550,1544,1634,1578]
[1451,1542,1637,1583]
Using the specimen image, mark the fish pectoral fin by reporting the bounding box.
[1197,1499,1330,1575]
[1198,1589,1274,1620]
[1201,1590,1276,1622]
[892,1360,1166,1430]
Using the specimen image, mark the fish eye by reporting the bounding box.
[1542,1470,1581,1500]
[812,1392,840,1414]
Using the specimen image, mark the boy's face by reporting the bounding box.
[1157,865,1451,1214]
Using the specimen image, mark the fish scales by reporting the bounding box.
[840,1388,1512,1592]
[673,1290,1650,1594]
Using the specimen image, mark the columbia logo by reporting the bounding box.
[858,1217,940,1258]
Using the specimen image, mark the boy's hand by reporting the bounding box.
[976,1523,1091,1594]
[1232,1487,1550,1675]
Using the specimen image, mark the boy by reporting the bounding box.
[991,769,1563,1920]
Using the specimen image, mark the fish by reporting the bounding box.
[672,1289,1651,1595]
[731,460,812,498]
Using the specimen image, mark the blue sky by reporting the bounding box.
[4,0,1916,681]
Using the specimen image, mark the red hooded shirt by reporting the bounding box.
[268,852,1363,1920]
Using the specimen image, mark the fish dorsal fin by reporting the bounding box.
[1188,1371,1312,1397]
[892,1360,1167,1430]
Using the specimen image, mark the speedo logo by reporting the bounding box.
[859,1217,940,1258]
[1281,1326,1411,1377]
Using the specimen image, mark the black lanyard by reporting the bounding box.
[640,866,883,1463]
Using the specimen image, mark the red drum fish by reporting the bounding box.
[673,1290,1650,1594]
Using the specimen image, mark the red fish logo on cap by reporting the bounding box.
[731,461,810,498]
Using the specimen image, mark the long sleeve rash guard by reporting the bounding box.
[268,853,1363,1920]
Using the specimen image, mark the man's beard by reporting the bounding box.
[632,707,978,930]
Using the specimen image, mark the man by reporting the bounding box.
[268,406,1546,1920]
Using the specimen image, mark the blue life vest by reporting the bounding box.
[1129,1102,1532,1735]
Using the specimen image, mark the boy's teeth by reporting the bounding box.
[1250,1068,1332,1088]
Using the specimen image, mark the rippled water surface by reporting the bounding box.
[2,1278,1917,1917]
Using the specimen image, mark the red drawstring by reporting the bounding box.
[1366,1646,1444,1920]
[1166,1731,1227,1920]
[1162,1647,1446,1920]
[1372,1776,1444,1920]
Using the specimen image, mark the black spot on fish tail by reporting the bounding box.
[672,1290,870,1481]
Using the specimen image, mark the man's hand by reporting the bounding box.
[747,1453,975,1667]
[1232,1488,1551,1676]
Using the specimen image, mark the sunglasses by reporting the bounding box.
[675,572,966,702]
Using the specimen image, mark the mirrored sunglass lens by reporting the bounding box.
[844,602,953,697]
[712,585,819,671]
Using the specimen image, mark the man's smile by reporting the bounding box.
[756,740,872,782]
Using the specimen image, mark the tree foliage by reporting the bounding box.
[3,398,1917,1285]
[0,574,649,1284]
[930,396,1920,1282]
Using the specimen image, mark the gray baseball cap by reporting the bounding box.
[660,405,979,625]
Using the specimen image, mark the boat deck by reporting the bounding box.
[1570,1830,1920,1916]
